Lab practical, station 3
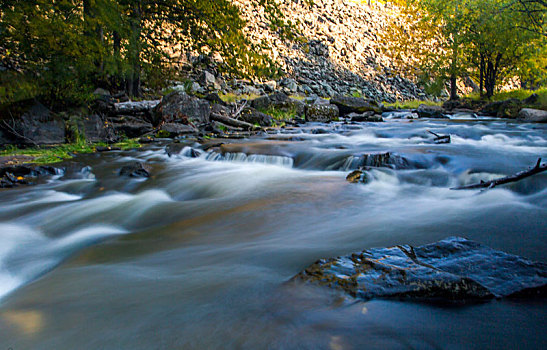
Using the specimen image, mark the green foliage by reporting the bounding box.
[0,0,282,107]
[385,0,546,98]
[384,100,442,109]
[258,106,298,120]
[466,87,547,109]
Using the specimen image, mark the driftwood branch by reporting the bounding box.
[231,100,248,120]
[210,113,259,130]
[2,113,40,147]
[428,130,451,144]
[451,158,547,190]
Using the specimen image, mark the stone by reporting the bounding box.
[0,164,61,188]
[347,112,383,122]
[305,104,339,122]
[330,94,381,116]
[112,121,153,138]
[200,70,216,87]
[262,80,277,92]
[480,99,522,118]
[1,101,65,145]
[159,123,198,137]
[74,114,114,143]
[119,162,151,178]
[359,152,410,169]
[416,104,447,118]
[154,91,210,126]
[239,108,273,126]
[292,237,547,301]
[517,108,547,123]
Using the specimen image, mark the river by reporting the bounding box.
[0,118,546,349]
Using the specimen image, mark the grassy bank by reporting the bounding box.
[466,88,547,110]
[0,139,141,165]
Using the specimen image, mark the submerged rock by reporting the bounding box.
[119,162,151,178]
[292,237,547,301]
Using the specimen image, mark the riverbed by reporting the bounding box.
[0,118,546,349]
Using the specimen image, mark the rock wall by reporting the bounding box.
[231,0,427,101]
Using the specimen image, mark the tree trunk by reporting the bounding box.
[479,54,485,97]
[449,74,458,101]
[127,1,142,97]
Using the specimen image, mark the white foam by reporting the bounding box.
[0,223,126,300]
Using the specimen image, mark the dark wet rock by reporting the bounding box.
[59,162,94,180]
[112,121,154,138]
[330,94,382,116]
[360,152,410,169]
[416,104,446,119]
[311,128,330,134]
[96,146,121,152]
[0,164,62,188]
[204,93,226,106]
[154,91,210,126]
[239,108,274,126]
[159,123,198,137]
[72,114,115,143]
[523,93,539,105]
[480,99,522,118]
[292,237,547,301]
[346,170,366,183]
[305,104,339,122]
[119,162,151,178]
[347,112,383,122]
[0,101,65,145]
[518,108,547,123]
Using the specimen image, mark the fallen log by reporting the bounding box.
[113,100,160,115]
[428,130,451,144]
[451,158,547,190]
[210,113,259,130]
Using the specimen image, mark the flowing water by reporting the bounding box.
[0,119,546,349]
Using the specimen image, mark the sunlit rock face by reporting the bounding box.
[292,237,547,301]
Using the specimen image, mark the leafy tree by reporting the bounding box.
[385,0,546,99]
[0,0,285,106]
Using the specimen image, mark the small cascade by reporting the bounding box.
[204,151,294,168]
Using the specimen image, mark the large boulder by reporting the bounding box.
[112,121,154,138]
[0,101,65,145]
[153,91,210,126]
[72,114,115,143]
[239,108,273,126]
[518,108,547,123]
[330,94,382,116]
[305,104,339,122]
[292,237,547,301]
[250,92,306,117]
[159,123,198,137]
[416,104,447,118]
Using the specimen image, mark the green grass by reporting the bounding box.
[466,88,547,110]
[258,106,298,120]
[384,100,442,109]
[1,138,141,165]
[219,93,261,103]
